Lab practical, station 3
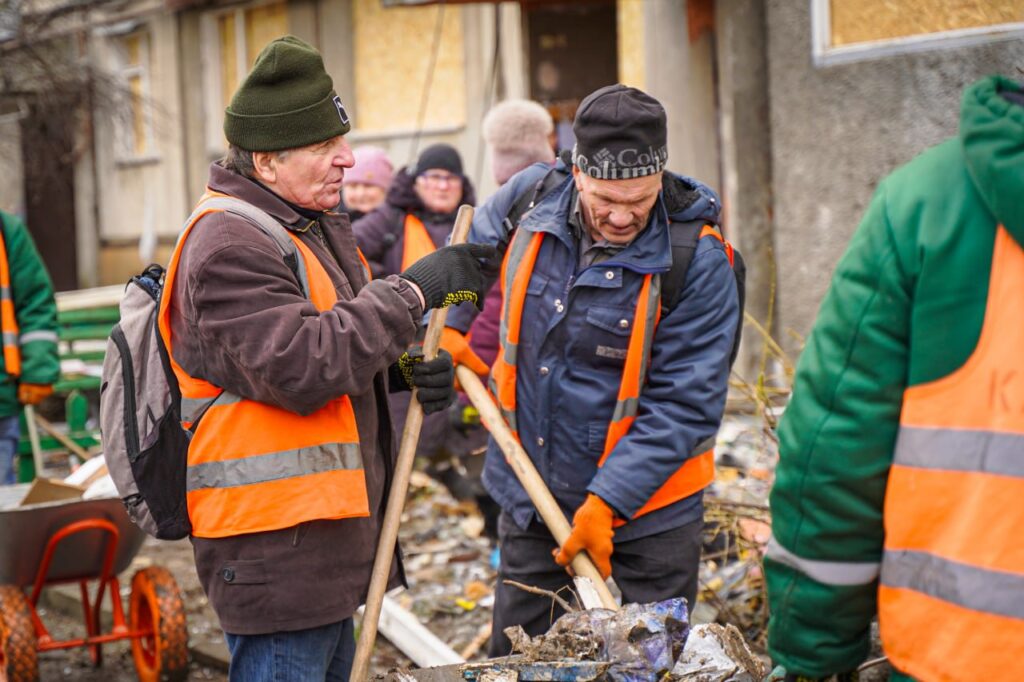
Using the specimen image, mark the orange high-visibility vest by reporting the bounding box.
[158,192,370,539]
[0,229,21,376]
[490,228,715,524]
[401,214,437,271]
[879,224,1024,681]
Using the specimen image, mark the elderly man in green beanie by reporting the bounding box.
[164,35,495,681]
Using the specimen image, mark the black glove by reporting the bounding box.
[399,243,498,311]
[393,348,455,414]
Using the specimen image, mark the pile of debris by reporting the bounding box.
[697,414,777,650]
[373,413,779,679]
[384,598,764,681]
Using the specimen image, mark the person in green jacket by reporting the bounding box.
[765,75,1024,681]
[0,211,60,484]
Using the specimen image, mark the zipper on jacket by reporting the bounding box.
[110,325,141,462]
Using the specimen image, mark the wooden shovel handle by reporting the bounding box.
[350,204,475,681]
[456,366,620,611]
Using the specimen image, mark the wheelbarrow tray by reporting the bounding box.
[0,484,146,586]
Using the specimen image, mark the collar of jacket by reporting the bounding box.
[961,75,1024,245]
[207,162,321,233]
[517,160,722,274]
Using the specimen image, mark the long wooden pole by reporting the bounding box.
[24,405,44,478]
[456,366,620,611]
[350,205,475,681]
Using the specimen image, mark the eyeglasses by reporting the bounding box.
[419,171,461,187]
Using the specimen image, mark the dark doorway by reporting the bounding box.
[524,0,618,151]
[20,98,79,292]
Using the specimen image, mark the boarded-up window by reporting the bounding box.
[113,32,153,159]
[814,0,1024,66]
[207,2,288,150]
[352,0,466,133]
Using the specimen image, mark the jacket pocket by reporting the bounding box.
[207,558,270,629]
[570,304,634,370]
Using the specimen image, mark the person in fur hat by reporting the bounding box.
[482,99,558,186]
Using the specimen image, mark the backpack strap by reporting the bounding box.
[660,220,746,369]
[503,166,571,234]
[193,196,310,299]
[659,219,707,317]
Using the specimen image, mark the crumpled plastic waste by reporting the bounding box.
[507,597,690,681]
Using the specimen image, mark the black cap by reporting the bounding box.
[572,84,667,180]
[415,143,463,177]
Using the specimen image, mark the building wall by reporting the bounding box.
[766,0,1024,354]
[92,13,190,285]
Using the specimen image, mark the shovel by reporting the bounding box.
[350,205,475,681]
[456,366,619,611]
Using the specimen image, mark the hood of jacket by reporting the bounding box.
[384,166,477,220]
[961,75,1024,246]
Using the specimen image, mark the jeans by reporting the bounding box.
[0,414,21,485]
[225,618,355,682]
[488,512,703,657]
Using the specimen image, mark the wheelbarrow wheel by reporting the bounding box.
[129,567,188,682]
[0,584,38,682]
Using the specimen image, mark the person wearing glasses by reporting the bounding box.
[353,143,480,496]
[353,143,476,279]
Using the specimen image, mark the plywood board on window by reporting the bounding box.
[353,0,466,133]
[617,0,644,90]
[830,0,1024,46]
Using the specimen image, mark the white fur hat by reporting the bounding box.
[482,100,556,185]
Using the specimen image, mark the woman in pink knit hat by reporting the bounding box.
[341,145,394,220]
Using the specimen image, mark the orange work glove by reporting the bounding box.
[440,327,489,378]
[18,383,54,405]
[554,493,615,580]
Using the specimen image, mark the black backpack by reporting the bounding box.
[504,167,746,367]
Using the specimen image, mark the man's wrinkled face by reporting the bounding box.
[573,168,662,245]
[254,135,355,211]
[414,170,463,215]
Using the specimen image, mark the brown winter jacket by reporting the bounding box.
[169,163,423,635]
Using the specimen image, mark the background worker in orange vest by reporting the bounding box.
[354,143,479,497]
[765,76,1024,682]
[353,143,475,279]
[445,85,740,656]
[162,36,495,682]
[0,210,59,484]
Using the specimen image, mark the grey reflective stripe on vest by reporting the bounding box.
[493,229,538,435]
[180,391,242,424]
[185,196,310,299]
[497,230,536,373]
[606,274,662,426]
[186,442,363,492]
[2,332,17,347]
[690,434,716,456]
[0,286,9,301]
[19,330,58,345]
[881,549,1024,620]
[766,535,880,586]
[895,426,1024,478]
[488,374,518,432]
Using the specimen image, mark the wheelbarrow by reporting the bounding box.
[0,484,188,682]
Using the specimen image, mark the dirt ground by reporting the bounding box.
[33,470,493,680]
[34,602,225,681]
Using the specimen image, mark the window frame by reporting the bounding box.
[811,0,1024,68]
[110,28,158,164]
[200,1,288,157]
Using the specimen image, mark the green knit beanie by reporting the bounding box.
[224,35,351,152]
